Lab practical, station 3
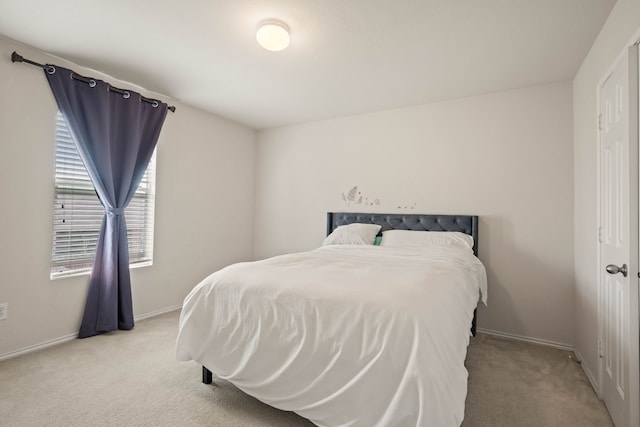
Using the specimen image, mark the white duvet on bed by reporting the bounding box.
[176,245,487,427]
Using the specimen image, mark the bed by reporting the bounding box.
[176,212,487,426]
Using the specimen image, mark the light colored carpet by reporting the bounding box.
[462,333,613,427]
[0,310,613,427]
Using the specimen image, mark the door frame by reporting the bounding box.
[596,40,640,427]
[632,41,640,427]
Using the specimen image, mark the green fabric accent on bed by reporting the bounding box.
[374,236,382,246]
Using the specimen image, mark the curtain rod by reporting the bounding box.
[11,51,176,113]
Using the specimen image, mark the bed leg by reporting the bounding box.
[471,308,477,337]
[202,366,212,384]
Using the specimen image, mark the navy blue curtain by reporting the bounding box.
[45,66,168,338]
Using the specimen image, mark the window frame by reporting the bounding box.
[50,112,157,280]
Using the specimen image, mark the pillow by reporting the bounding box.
[380,229,474,251]
[322,223,382,246]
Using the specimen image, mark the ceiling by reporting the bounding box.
[0,0,615,130]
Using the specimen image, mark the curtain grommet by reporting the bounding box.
[151,101,159,108]
[46,65,56,74]
[123,91,130,99]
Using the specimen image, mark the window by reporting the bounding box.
[50,112,156,278]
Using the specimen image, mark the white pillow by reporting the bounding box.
[322,223,382,246]
[380,230,474,251]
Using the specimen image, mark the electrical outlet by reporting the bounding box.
[0,303,7,320]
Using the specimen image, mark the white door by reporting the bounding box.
[599,44,640,427]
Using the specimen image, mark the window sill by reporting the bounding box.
[50,261,153,281]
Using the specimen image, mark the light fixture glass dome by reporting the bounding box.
[256,19,290,52]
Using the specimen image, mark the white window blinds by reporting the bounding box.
[50,112,156,278]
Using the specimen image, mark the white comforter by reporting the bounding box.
[176,245,487,427]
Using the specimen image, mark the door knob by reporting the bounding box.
[606,263,628,277]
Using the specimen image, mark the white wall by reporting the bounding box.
[573,0,640,389]
[255,82,575,346]
[0,37,256,358]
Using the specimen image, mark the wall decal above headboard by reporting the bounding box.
[397,202,417,211]
[341,185,417,211]
[341,185,381,207]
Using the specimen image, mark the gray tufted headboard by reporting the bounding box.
[326,212,479,256]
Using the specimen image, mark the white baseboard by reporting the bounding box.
[0,332,78,362]
[135,304,182,321]
[477,328,574,352]
[573,348,601,398]
[0,304,182,362]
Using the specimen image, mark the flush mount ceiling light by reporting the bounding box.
[256,19,290,52]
